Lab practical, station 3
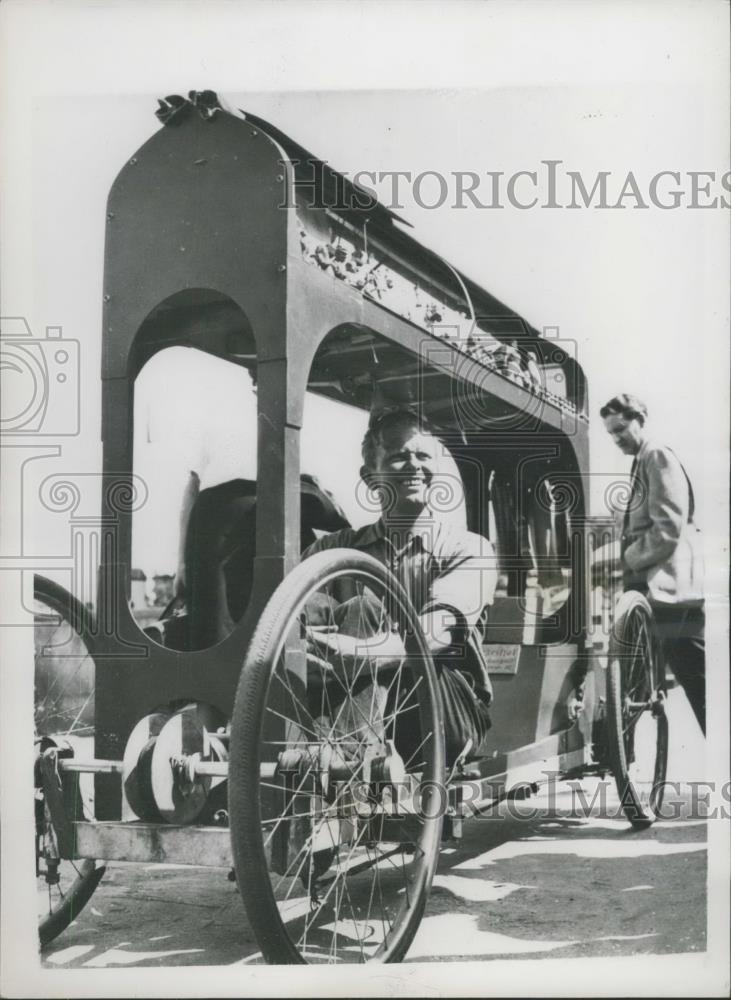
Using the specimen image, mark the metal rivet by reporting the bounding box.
[107,212,115,220]
[277,264,286,272]
[276,174,284,182]
[103,294,111,302]
[129,157,137,165]
[250,130,258,137]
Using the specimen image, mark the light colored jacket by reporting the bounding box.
[622,439,703,604]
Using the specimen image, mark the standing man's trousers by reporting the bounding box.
[651,601,706,736]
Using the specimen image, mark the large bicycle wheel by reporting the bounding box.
[229,549,445,964]
[606,590,668,829]
[34,575,104,947]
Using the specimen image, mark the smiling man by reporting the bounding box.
[303,407,497,763]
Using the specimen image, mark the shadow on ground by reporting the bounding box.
[40,786,706,968]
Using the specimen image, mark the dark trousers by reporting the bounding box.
[652,601,706,736]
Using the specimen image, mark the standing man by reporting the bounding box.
[600,394,705,734]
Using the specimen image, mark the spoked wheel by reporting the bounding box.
[34,575,104,947]
[229,549,445,964]
[606,590,669,829]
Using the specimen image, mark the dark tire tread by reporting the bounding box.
[228,549,444,964]
[606,590,669,829]
[34,574,104,949]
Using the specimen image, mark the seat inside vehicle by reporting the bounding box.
[161,474,350,650]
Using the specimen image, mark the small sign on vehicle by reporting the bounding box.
[483,643,521,674]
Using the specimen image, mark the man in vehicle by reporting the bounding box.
[600,393,705,734]
[304,406,497,764]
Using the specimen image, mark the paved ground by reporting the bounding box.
[40,689,709,969]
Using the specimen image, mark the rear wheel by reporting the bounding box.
[34,575,104,947]
[229,549,445,964]
[606,590,668,829]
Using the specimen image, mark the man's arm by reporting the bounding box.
[308,532,496,671]
[175,470,200,598]
[307,608,456,673]
[624,447,688,573]
[427,533,497,628]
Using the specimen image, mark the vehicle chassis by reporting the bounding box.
[34,92,667,964]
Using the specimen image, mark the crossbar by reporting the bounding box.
[74,821,232,867]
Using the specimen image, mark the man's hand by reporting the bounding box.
[307,627,361,662]
[305,626,405,681]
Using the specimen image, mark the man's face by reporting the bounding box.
[603,413,645,455]
[369,420,438,516]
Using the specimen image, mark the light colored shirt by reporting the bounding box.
[303,511,498,627]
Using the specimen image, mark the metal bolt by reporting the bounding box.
[276,174,284,182]
[129,157,137,165]
[277,264,286,272]
[44,858,60,885]
[250,130,258,137]
[107,212,115,220]
[103,294,111,302]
